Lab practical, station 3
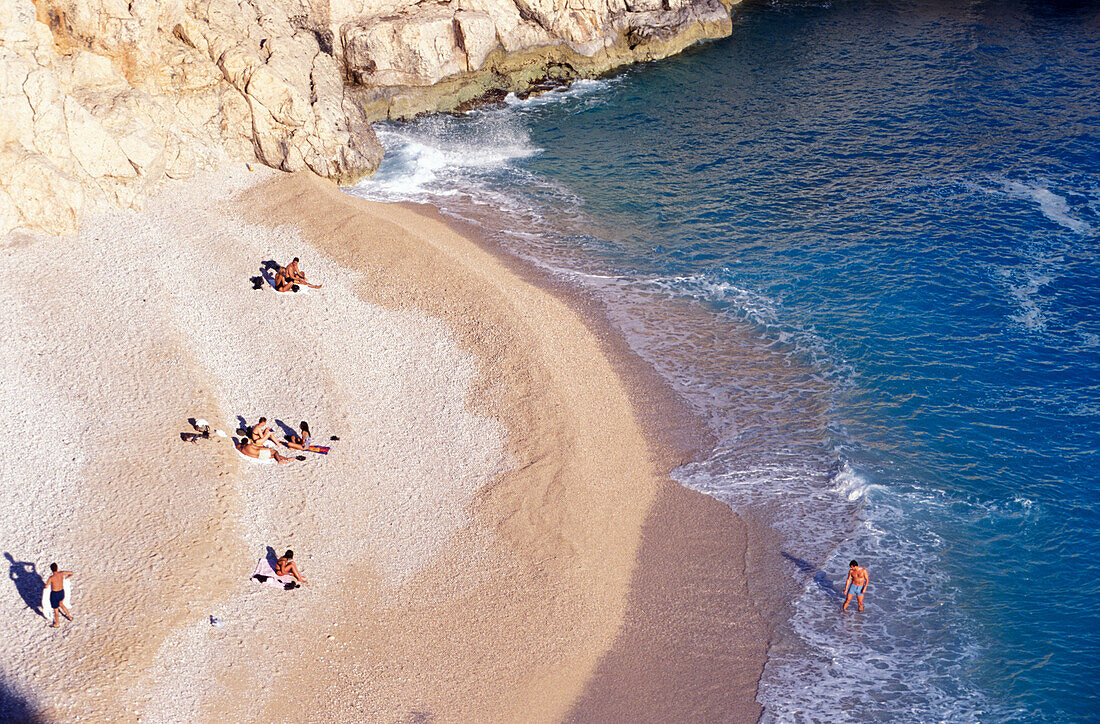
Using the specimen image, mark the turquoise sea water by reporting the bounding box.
[347,0,1100,720]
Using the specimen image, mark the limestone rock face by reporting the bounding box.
[340,0,737,113]
[0,0,382,236]
[1,0,738,235]
[343,9,470,87]
[454,11,499,72]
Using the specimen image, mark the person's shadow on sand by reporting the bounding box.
[274,419,297,441]
[256,260,283,291]
[782,552,840,598]
[5,552,44,617]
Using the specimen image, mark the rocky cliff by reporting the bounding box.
[1,0,737,236]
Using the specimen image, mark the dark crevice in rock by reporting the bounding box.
[290,13,334,55]
[513,0,552,32]
[452,87,511,112]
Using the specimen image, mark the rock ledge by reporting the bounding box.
[0,0,738,236]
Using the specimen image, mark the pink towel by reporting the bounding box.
[251,557,297,589]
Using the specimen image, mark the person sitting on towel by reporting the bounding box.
[236,438,295,464]
[272,266,299,293]
[285,257,321,289]
[283,420,311,451]
[251,417,276,446]
[275,550,308,585]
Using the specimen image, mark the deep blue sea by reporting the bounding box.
[345,0,1100,720]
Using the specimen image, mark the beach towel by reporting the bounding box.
[305,445,330,455]
[251,557,299,590]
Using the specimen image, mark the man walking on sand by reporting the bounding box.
[843,560,869,612]
[45,563,73,627]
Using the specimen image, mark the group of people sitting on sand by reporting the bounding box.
[272,257,322,293]
[235,417,315,464]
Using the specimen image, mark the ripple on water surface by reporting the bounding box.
[346,0,1100,719]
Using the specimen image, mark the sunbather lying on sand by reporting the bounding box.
[275,549,308,585]
[283,421,311,450]
[285,258,321,289]
[236,438,296,464]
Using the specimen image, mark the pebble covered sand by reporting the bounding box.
[0,165,504,720]
[0,166,765,722]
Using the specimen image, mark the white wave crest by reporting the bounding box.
[1003,180,1094,235]
[346,76,617,201]
[830,461,877,502]
[631,272,782,327]
[350,121,540,199]
[994,265,1053,333]
[502,78,615,109]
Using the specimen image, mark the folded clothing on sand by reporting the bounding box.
[251,557,299,589]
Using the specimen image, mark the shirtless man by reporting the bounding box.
[285,258,321,289]
[236,438,296,464]
[44,563,73,627]
[251,417,275,446]
[843,560,869,612]
[275,550,307,586]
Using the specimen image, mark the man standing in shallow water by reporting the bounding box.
[843,560,869,612]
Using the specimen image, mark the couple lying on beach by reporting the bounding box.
[272,257,321,293]
[235,417,313,464]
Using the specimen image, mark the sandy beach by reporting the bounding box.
[0,165,768,722]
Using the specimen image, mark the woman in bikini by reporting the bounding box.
[250,417,276,446]
[283,421,311,451]
[272,266,299,293]
[275,549,308,586]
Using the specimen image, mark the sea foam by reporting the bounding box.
[1003,181,1094,236]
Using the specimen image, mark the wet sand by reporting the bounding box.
[0,166,769,722]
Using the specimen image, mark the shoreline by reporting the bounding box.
[394,198,793,719]
[0,165,772,721]
[235,172,773,720]
[396,199,718,469]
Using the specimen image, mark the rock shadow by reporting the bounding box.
[0,677,43,723]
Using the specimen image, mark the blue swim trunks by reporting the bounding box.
[49,589,65,609]
[848,584,864,597]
